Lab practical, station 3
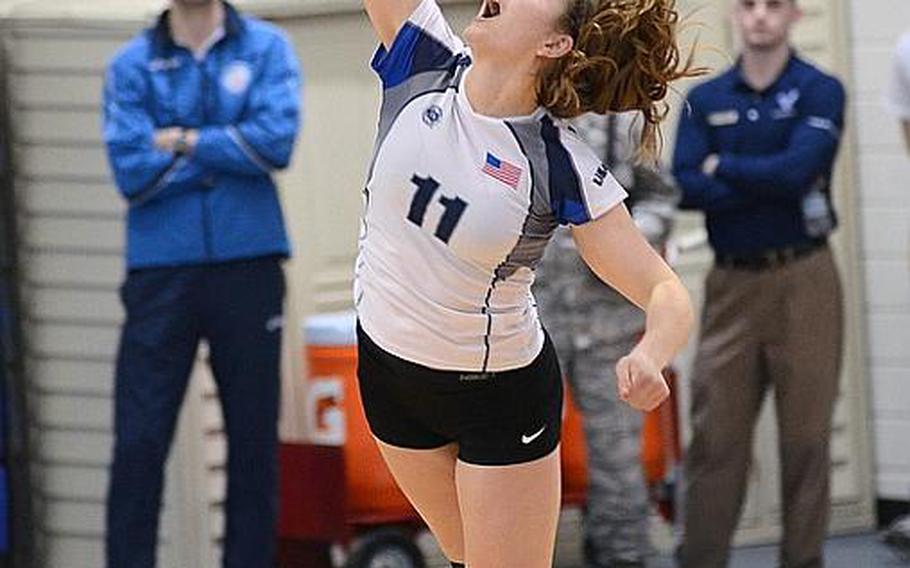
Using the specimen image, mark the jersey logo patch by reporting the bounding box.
[482,152,522,189]
[423,104,443,127]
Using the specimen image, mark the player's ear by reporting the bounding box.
[538,32,573,60]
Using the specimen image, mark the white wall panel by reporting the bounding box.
[848,0,910,501]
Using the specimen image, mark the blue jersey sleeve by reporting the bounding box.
[541,117,628,226]
[371,0,465,89]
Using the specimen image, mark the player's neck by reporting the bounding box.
[739,43,792,92]
[464,61,539,119]
[170,1,225,53]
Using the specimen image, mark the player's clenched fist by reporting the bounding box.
[616,350,670,412]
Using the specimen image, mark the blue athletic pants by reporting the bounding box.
[106,256,285,568]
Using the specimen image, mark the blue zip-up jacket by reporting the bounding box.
[103,2,301,269]
[672,53,845,256]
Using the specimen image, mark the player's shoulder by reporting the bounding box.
[542,116,614,197]
[505,112,604,183]
[404,0,465,49]
[552,117,602,165]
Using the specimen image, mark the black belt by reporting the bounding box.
[716,239,827,271]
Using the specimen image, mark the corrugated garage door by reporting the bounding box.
[2,14,226,567]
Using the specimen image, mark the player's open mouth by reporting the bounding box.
[480,0,501,19]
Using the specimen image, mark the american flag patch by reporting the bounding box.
[482,152,522,189]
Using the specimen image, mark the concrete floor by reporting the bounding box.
[419,509,910,567]
[650,533,909,568]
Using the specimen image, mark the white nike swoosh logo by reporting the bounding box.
[521,425,547,445]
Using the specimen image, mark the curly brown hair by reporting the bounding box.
[536,0,706,158]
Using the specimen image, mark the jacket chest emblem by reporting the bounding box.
[222,61,252,95]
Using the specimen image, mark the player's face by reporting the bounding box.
[464,0,572,65]
[733,0,800,51]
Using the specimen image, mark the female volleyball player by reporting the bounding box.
[355,1,697,566]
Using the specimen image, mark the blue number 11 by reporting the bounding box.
[407,174,468,244]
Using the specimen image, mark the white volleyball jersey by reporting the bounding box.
[354,0,627,372]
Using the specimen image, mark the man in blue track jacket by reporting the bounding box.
[102,1,301,566]
[673,1,845,567]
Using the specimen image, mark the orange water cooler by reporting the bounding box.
[278,312,429,568]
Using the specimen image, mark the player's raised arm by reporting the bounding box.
[363,0,423,48]
[572,205,694,411]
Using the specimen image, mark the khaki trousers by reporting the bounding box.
[680,247,843,568]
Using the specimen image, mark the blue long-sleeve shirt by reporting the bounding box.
[103,2,302,269]
[672,53,846,256]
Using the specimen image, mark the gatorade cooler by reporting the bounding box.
[278,312,426,568]
[560,390,589,506]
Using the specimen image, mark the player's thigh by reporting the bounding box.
[375,440,465,560]
[456,448,561,568]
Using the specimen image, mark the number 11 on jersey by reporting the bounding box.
[407,174,468,244]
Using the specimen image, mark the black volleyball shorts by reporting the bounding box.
[356,323,563,466]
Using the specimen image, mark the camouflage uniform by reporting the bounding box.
[533,113,678,568]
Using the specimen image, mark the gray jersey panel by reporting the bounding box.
[368,58,470,180]
[493,120,559,283]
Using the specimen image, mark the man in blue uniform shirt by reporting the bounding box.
[102,1,301,566]
[673,1,845,567]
